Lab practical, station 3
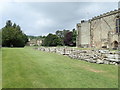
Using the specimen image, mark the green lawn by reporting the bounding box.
[2,47,118,88]
[0,48,2,89]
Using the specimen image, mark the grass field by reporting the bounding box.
[0,48,2,89]
[2,47,118,88]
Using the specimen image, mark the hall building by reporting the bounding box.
[76,9,120,49]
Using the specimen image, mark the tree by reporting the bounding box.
[2,20,28,47]
[64,32,73,46]
[43,33,62,46]
[55,29,77,46]
[0,30,2,47]
[55,30,63,39]
[63,29,77,46]
[55,29,70,45]
[5,20,12,27]
[72,28,77,46]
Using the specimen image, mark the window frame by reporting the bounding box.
[116,17,120,33]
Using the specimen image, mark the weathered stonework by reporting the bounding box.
[35,47,120,65]
[76,9,120,49]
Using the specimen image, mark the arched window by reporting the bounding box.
[112,41,118,48]
[116,17,120,33]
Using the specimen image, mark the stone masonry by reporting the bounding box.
[76,9,120,49]
[35,47,120,65]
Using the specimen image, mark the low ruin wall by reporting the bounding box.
[35,47,120,65]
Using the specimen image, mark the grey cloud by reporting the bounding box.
[0,2,118,36]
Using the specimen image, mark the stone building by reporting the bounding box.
[28,38,43,46]
[76,9,120,49]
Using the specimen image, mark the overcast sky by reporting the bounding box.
[0,2,118,36]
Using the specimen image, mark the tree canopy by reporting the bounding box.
[64,32,73,46]
[2,20,28,47]
[0,30,2,47]
[55,29,77,46]
[43,33,62,46]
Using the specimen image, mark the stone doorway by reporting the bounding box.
[112,41,118,49]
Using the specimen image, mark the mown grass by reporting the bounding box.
[0,48,2,89]
[2,47,118,88]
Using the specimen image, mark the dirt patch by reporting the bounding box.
[82,65,105,73]
[73,63,105,73]
[85,67,104,73]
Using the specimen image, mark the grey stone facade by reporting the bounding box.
[76,9,120,49]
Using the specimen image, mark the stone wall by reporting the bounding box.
[76,9,120,49]
[91,13,117,48]
[77,21,90,48]
[35,47,120,65]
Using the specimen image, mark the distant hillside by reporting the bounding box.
[27,35,46,40]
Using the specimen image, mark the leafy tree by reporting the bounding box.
[5,20,12,27]
[43,33,62,46]
[2,20,28,47]
[55,29,70,39]
[55,29,70,45]
[55,30,63,39]
[0,30,2,47]
[72,28,77,46]
[55,29,77,46]
[64,32,73,46]
[13,23,17,28]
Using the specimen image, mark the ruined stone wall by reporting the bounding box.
[76,9,119,49]
[76,23,81,47]
[35,47,120,65]
[76,21,90,48]
[91,13,117,48]
[80,21,90,47]
[111,34,118,42]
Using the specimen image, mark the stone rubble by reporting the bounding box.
[35,47,120,65]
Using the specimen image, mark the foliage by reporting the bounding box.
[55,29,69,39]
[0,30,2,46]
[55,29,77,46]
[72,28,77,45]
[55,30,68,46]
[27,29,76,47]
[64,32,73,46]
[43,33,62,46]
[2,20,28,47]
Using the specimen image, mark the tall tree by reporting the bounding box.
[43,33,62,46]
[2,20,28,47]
[55,29,77,46]
[5,20,12,27]
[55,29,70,45]
[64,32,73,46]
[72,28,77,46]
[0,30,2,47]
